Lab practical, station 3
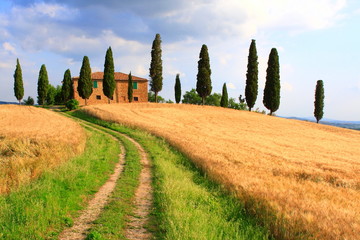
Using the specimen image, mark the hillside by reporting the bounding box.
[83,103,360,239]
[0,105,85,193]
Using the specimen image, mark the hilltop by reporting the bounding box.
[82,103,360,239]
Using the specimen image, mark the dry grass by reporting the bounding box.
[0,105,85,193]
[83,103,360,239]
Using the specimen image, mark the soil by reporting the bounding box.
[59,119,153,240]
[58,128,125,240]
[122,134,153,240]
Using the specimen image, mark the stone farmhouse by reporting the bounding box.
[72,72,148,105]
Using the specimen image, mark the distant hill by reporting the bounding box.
[284,116,360,131]
[0,101,18,105]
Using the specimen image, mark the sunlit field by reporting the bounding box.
[0,105,85,193]
[83,103,360,239]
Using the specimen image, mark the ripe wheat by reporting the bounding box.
[0,105,85,193]
[83,103,360,239]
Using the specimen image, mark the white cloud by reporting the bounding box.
[216,0,347,37]
[227,82,236,89]
[12,2,78,20]
[355,80,360,90]
[0,61,11,69]
[3,42,16,55]
[134,65,147,76]
[282,81,294,92]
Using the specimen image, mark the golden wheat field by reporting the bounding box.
[83,103,360,239]
[0,105,85,193]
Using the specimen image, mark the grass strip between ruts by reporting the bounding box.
[71,110,272,240]
[66,112,142,240]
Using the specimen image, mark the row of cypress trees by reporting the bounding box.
[13,45,141,106]
[77,47,135,105]
[12,34,325,122]
[147,34,325,122]
[13,59,74,106]
[243,39,324,121]
[244,40,281,115]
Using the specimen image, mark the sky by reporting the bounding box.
[0,0,360,121]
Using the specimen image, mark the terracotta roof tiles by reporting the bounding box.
[73,72,148,81]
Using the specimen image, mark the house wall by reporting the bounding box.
[73,79,148,105]
[115,81,148,103]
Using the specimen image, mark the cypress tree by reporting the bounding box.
[220,83,228,107]
[128,72,133,103]
[174,74,181,104]
[61,69,73,103]
[314,80,325,123]
[149,33,163,103]
[14,58,24,105]
[245,39,258,111]
[37,64,49,106]
[263,48,280,115]
[196,44,212,105]
[103,46,115,103]
[77,56,92,105]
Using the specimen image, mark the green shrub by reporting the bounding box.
[65,99,79,110]
[23,96,34,105]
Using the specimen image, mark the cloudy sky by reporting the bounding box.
[1,0,360,120]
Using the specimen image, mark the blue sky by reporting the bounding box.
[0,0,360,120]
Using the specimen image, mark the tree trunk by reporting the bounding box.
[19,100,21,105]
[85,98,87,105]
[108,98,110,104]
[202,97,205,105]
[249,107,251,111]
[155,92,158,103]
[270,110,273,116]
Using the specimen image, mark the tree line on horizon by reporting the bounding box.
[149,34,325,122]
[11,33,325,122]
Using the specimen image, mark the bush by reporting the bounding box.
[23,96,34,105]
[65,99,79,110]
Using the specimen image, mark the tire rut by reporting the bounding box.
[58,124,125,240]
[121,134,153,240]
[59,116,153,240]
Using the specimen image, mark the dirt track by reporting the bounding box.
[58,127,125,240]
[59,117,153,240]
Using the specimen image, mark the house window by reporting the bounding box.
[133,82,138,90]
[93,81,98,88]
[134,97,139,101]
[96,95,101,100]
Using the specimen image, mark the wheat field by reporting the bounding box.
[0,105,85,193]
[83,103,360,239]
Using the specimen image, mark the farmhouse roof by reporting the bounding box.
[73,72,148,82]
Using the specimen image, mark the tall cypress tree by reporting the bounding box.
[196,44,212,105]
[128,72,133,103]
[263,48,280,115]
[220,83,228,108]
[77,56,92,105]
[174,73,181,104]
[14,58,24,105]
[61,69,73,103]
[37,64,49,106]
[245,39,258,111]
[149,33,163,103]
[103,47,115,103]
[314,80,325,123]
